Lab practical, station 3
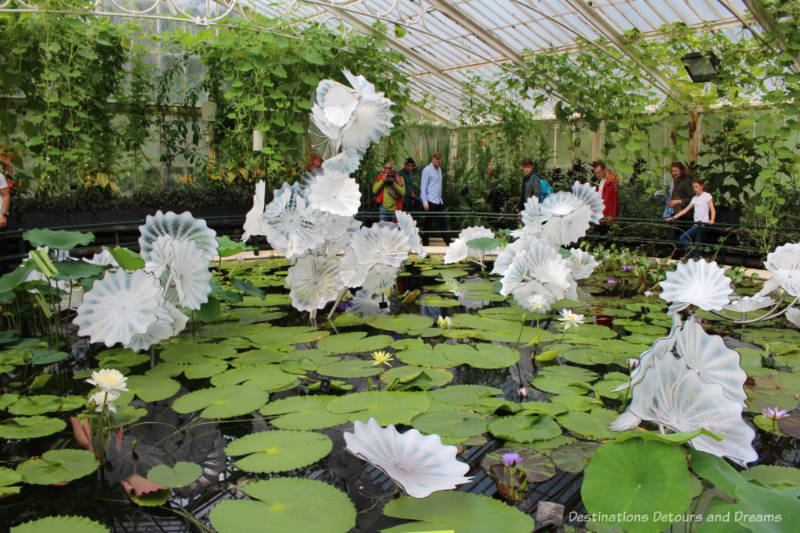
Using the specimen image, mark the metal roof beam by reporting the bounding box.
[741,0,800,73]
[560,0,685,105]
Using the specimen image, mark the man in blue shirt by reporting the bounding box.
[420,152,450,245]
[519,157,553,208]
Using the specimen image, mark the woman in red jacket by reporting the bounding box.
[592,161,618,223]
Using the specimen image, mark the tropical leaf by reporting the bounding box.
[11,516,109,533]
[23,229,94,250]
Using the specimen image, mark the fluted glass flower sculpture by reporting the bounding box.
[571,181,605,224]
[361,264,399,295]
[351,224,411,269]
[139,210,218,265]
[74,270,164,347]
[308,172,361,217]
[349,289,389,316]
[285,255,341,312]
[659,259,733,314]
[126,302,187,352]
[566,248,600,280]
[242,180,266,242]
[261,182,325,260]
[724,295,775,313]
[395,211,426,258]
[500,241,572,311]
[344,417,472,498]
[152,238,213,310]
[539,192,593,246]
[764,242,800,297]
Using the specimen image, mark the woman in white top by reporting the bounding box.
[666,179,715,258]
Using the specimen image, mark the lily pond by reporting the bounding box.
[2,233,800,533]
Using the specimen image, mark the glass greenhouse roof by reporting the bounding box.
[1,1,769,123]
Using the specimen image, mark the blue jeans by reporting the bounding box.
[679,224,705,257]
[378,205,395,222]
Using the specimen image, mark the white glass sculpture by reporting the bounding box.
[539,192,593,246]
[443,238,468,264]
[350,224,411,269]
[659,259,733,313]
[613,314,681,392]
[156,239,213,310]
[724,295,775,313]
[313,214,362,258]
[491,235,537,276]
[83,249,118,267]
[138,211,218,263]
[125,303,187,352]
[566,248,599,280]
[395,211,426,258]
[308,172,361,217]
[338,248,371,288]
[261,182,325,259]
[500,242,572,310]
[321,150,363,175]
[285,255,341,312]
[571,181,605,224]
[311,69,394,157]
[764,243,800,297]
[74,270,164,347]
[361,264,399,295]
[242,180,266,242]
[520,196,546,227]
[349,289,389,316]
[343,417,472,498]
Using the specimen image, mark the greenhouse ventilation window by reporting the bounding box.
[681,52,719,83]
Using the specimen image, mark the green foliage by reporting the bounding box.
[11,516,109,533]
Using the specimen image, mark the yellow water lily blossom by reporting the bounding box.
[86,368,129,393]
[436,316,453,329]
[371,351,395,368]
[558,309,585,330]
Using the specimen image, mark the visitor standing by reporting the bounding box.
[373,161,405,222]
[664,162,694,253]
[0,154,12,230]
[591,161,619,222]
[666,179,715,258]
[398,157,416,212]
[420,153,450,245]
[519,157,553,208]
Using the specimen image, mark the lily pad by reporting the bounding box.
[225,430,332,473]
[210,366,298,390]
[210,478,356,533]
[18,449,98,485]
[550,395,602,412]
[488,414,562,442]
[365,314,434,333]
[557,408,618,440]
[395,345,451,368]
[231,348,290,366]
[260,396,353,430]
[740,465,800,490]
[383,366,453,388]
[327,391,430,425]
[481,446,556,482]
[172,385,268,418]
[8,395,84,416]
[147,462,202,488]
[429,385,503,407]
[316,359,383,378]
[549,442,599,473]
[161,341,237,363]
[11,516,109,533]
[582,439,693,533]
[438,343,519,369]
[245,326,329,347]
[96,348,149,369]
[23,228,94,250]
[381,491,535,533]
[316,332,393,355]
[0,416,66,439]
[126,375,180,402]
[411,409,486,438]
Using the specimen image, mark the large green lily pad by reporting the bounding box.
[126,375,180,402]
[210,478,356,533]
[316,359,383,378]
[17,449,98,485]
[8,395,84,416]
[260,396,352,430]
[557,408,618,440]
[381,491,535,533]
[437,343,519,369]
[0,416,66,439]
[411,409,487,438]
[172,385,268,418]
[246,326,329,347]
[365,314,434,333]
[11,516,109,533]
[429,385,503,407]
[225,430,332,473]
[382,366,453,388]
[316,332,393,354]
[231,348,290,366]
[23,228,94,250]
[549,442,600,473]
[327,391,430,425]
[210,366,298,390]
[395,345,452,367]
[481,446,556,483]
[488,414,562,442]
[147,462,202,488]
[582,439,693,533]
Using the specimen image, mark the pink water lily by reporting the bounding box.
[607,279,618,286]
[627,358,640,371]
[502,452,522,467]
[762,407,790,433]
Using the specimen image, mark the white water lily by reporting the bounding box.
[436,316,453,329]
[558,309,585,330]
[86,368,128,393]
[343,417,472,498]
[523,293,550,313]
[307,173,361,217]
[659,259,733,313]
[395,211,426,258]
[261,182,325,260]
[242,180,266,242]
[764,243,800,297]
[285,255,341,312]
[566,248,599,280]
[350,224,411,269]
[139,210,218,263]
[89,390,120,414]
[571,181,605,224]
[74,270,164,347]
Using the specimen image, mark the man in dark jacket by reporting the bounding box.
[519,157,553,209]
